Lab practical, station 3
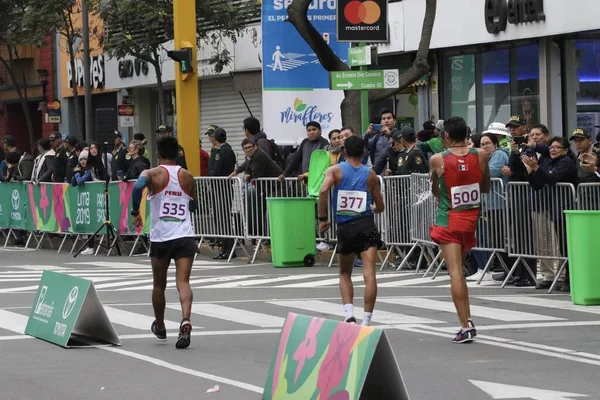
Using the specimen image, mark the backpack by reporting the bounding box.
[266,139,286,169]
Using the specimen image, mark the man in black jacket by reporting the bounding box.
[231,139,283,180]
[157,125,187,169]
[50,132,68,183]
[111,131,128,181]
[278,121,329,181]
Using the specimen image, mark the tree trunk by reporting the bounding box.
[65,12,83,139]
[287,0,437,129]
[341,91,361,133]
[152,51,167,125]
[0,53,36,150]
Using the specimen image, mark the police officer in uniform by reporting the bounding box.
[157,125,187,169]
[373,129,405,176]
[397,127,428,175]
[570,128,600,183]
[50,132,68,182]
[112,131,128,181]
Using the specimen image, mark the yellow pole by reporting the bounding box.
[173,0,200,176]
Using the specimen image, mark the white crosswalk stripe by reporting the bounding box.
[0,295,595,339]
[378,297,565,321]
[268,299,445,325]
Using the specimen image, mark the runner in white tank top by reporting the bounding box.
[131,136,198,349]
[148,164,195,242]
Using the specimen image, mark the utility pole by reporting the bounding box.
[169,0,200,176]
[82,0,94,141]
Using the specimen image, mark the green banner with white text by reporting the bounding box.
[0,181,149,235]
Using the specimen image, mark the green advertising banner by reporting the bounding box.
[0,181,150,235]
[24,271,120,348]
[263,313,410,400]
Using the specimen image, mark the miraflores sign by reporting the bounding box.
[484,0,546,34]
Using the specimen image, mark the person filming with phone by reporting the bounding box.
[362,109,396,170]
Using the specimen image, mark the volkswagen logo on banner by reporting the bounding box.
[62,286,79,320]
[11,190,19,210]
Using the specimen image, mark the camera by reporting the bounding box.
[513,135,527,145]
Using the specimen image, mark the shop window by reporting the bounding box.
[442,44,539,134]
[445,54,477,131]
[575,41,600,137]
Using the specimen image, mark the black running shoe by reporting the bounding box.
[345,317,357,324]
[452,329,474,344]
[176,319,192,349]
[151,320,167,342]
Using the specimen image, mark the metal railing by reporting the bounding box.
[577,183,600,210]
[504,182,577,292]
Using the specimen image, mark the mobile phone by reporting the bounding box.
[372,124,383,131]
[513,136,527,145]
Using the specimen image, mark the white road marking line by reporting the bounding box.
[95,277,174,290]
[6,265,68,271]
[396,325,600,367]
[475,295,600,315]
[180,275,262,288]
[379,297,564,321]
[269,299,445,325]
[0,285,45,293]
[0,310,28,334]
[459,320,600,331]
[167,303,285,328]
[0,274,145,283]
[0,328,283,341]
[200,274,328,288]
[275,276,354,288]
[377,276,451,287]
[99,347,264,393]
[103,306,182,331]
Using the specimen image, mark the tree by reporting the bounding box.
[0,0,43,150]
[17,0,103,139]
[99,0,260,125]
[287,0,437,131]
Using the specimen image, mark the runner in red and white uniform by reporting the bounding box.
[132,136,198,349]
[429,117,491,343]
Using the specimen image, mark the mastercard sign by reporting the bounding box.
[337,0,388,42]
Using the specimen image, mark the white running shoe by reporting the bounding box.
[317,242,330,251]
[81,247,94,255]
[466,270,485,281]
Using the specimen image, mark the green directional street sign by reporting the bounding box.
[348,46,372,67]
[330,69,399,91]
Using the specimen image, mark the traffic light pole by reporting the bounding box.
[171,0,200,177]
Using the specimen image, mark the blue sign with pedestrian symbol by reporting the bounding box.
[262,0,350,90]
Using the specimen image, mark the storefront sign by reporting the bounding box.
[118,58,149,79]
[67,55,106,89]
[337,0,388,42]
[485,0,546,34]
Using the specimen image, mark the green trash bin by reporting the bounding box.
[267,197,317,268]
[565,210,600,305]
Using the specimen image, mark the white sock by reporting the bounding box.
[362,312,373,326]
[344,303,354,320]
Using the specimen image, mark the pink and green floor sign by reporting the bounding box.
[263,313,410,400]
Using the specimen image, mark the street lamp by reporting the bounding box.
[37,68,48,111]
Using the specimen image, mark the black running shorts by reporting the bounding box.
[150,237,198,261]
[336,216,382,256]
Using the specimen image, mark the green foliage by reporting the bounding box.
[99,0,260,70]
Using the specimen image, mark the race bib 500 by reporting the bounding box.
[450,183,481,209]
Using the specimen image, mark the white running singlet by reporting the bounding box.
[148,165,194,242]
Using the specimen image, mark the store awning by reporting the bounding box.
[397,68,428,87]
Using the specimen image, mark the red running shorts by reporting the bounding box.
[430,226,476,255]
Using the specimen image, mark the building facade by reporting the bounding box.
[379,0,600,137]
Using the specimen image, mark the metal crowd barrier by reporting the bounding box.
[577,183,600,210]
[192,176,249,262]
[380,175,414,271]
[504,182,577,293]
[468,178,512,284]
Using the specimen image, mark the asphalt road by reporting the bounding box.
[1,247,599,400]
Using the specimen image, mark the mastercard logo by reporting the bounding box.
[344,0,381,25]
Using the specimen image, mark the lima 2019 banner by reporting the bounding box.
[0,181,149,235]
[262,0,350,145]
